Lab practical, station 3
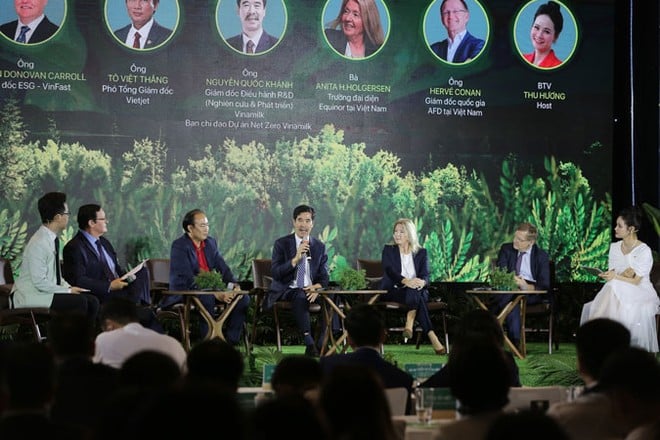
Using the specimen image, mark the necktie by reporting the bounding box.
[296,258,306,288]
[133,32,141,48]
[515,252,526,275]
[96,240,115,281]
[246,40,255,54]
[54,237,62,285]
[16,25,29,43]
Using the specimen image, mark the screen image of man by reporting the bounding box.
[430,0,485,63]
[114,0,172,49]
[226,0,279,54]
[0,0,59,44]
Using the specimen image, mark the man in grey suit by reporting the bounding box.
[11,192,99,323]
[114,0,172,49]
[0,0,59,44]
[226,0,279,54]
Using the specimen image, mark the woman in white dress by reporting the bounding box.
[581,206,660,352]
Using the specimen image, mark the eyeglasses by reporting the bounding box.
[513,235,530,243]
[95,218,107,222]
[195,223,210,229]
[59,211,71,216]
[441,9,467,17]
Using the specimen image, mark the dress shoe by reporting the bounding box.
[304,344,319,357]
[434,346,446,355]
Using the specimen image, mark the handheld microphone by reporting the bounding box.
[304,236,312,260]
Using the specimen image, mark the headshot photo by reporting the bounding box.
[217,0,286,56]
[0,0,64,44]
[322,0,390,60]
[424,0,489,65]
[514,0,578,70]
[106,0,178,50]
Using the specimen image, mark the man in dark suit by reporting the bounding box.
[267,204,336,356]
[430,0,485,63]
[62,204,161,331]
[495,222,550,348]
[226,0,279,54]
[0,0,59,44]
[160,208,249,345]
[113,0,172,49]
[319,303,414,411]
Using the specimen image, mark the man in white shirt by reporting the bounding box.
[94,297,186,370]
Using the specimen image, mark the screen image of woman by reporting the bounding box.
[323,0,385,59]
[522,1,564,68]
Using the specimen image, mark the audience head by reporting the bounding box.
[344,302,385,348]
[455,308,505,346]
[119,350,182,391]
[37,191,68,224]
[486,409,570,440]
[319,364,397,440]
[449,336,510,415]
[271,355,322,399]
[598,346,660,431]
[185,339,244,392]
[3,342,55,410]
[249,394,327,440]
[575,318,630,384]
[99,297,140,331]
[47,311,96,359]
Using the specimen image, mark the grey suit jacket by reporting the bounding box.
[114,20,172,48]
[12,226,70,308]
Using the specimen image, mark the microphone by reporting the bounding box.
[304,236,312,260]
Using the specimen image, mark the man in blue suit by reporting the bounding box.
[267,204,336,356]
[226,0,279,54]
[0,0,59,44]
[430,0,485,63]
[319,303,414,411]
[62,203,163,332]
[114,0,172,49]
[161,209,249,345]
[495,222,550,349]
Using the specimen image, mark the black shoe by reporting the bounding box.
[304,344,319,357]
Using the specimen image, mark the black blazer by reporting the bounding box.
[0,16,59,43]
[62,231,126,299]
[496,242,550,291]
[226,30,279,53]
[114,20,172,48]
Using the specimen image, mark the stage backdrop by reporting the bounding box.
[0,0,615,283]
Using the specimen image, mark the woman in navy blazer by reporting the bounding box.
[380,218,445,354]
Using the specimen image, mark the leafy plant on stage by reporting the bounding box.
[335,266,367,290]
[488,266,517,291]
[194,270,226,291]
[0,209,27,263]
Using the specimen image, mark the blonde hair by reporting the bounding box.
[392,218,421,253]
[327,0,385,46]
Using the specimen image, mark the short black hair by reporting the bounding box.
[38,192,67,223]
[186,339,244,392]
[77,204,102,230]
[236,0,266,7]
[344,303,384,346]
[47,311,95,358]
[293,204,315,221]
[99,297,140,325]
[182,209,205,233]
[576,318,630,379]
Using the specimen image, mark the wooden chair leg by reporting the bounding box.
[274,305,282,352]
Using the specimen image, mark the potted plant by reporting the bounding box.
[194,270,226,291]
[488,266,518,291]
[337,267,368,291]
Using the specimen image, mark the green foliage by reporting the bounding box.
[0,209,27,262]
[0,98,34,201]
[488,266,518,291]
[642,202,660,237]
[525,355,582,387]
[335,266,367,290]
[121,137,167,190]
[193,270,226,290]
